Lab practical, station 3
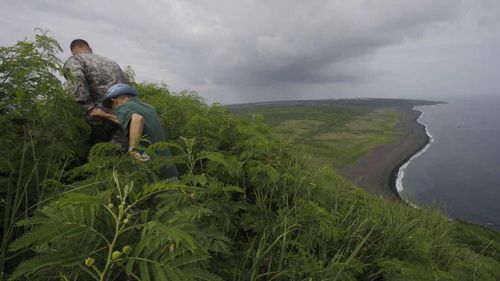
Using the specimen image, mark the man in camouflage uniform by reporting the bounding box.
[63,39,129,148]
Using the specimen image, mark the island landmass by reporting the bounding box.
[229,98,443,201]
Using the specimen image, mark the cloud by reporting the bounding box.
[174,0,460,86]
[2,0,489,103]
[151,0,461,88]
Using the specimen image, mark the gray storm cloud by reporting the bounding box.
[1,0,499,103]
[164,0,461,87]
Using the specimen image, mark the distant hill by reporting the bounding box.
[226,98,445,110]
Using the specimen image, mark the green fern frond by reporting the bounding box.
[133,259,199,281]
[136,221,197,258]
[202,151,243,178]
[56,192,106,206]
[9,223,87,251]
[167,252,211,267]
[182,174,208,187]
[210,184,244,194]
[147,141,183,154]
[137,182,189,199]
[8,253,83,281]
[162,264,189,281]
[156,223,197,251]
[185,268,224,281]
[88,142,122,159]
[152,264,169,281]
[15,216,50,226]
[139,260,151,281]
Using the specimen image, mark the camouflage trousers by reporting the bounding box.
[89,119,128,152]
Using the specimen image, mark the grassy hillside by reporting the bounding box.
[1,32,499,281]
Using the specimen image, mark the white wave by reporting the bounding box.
[396,107,434,207]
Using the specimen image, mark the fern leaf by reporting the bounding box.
[202,151,243,178]
[157,223,197,251]
[56,192,106,206]
[137,182,188,199]
[15,216,50,226]
[185,268,224,281]
[167,252,211,267]
[125,257,136,277]
[139,261,151,281]
[212,185,244,194]
[8,253,83,281]
[166,265,189,281]
[152,264,169,281]
[9,223,86,251]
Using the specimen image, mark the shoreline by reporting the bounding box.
[342,106,429,202]
[389,110,430,203]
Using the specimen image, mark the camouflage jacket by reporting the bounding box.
[63,53,129,112]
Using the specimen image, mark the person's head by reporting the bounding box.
[102,84,138,110]
[109,94,133,110]
[70,39,92,56]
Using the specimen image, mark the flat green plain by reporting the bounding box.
[231,102,402,169]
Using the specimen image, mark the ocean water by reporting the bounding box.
[397,95,500,230]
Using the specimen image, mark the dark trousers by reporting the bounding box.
[89,119,128,152]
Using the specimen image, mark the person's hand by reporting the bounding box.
[128,147,151,162]
[88,107,107,118]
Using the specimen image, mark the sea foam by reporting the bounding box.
[396,108,434,205]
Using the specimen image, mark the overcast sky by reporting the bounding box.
[1,0,499,104]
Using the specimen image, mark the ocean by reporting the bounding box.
[397,95,500,230]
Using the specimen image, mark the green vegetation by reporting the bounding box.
[1,31,499,280]
[230,104,401,168]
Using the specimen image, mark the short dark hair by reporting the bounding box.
[70,39,90,50]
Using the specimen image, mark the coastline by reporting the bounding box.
[392,110,433,205]
[389,110,431,204]
[342,106,429,202]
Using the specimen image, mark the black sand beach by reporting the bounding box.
[342,107,428,201]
